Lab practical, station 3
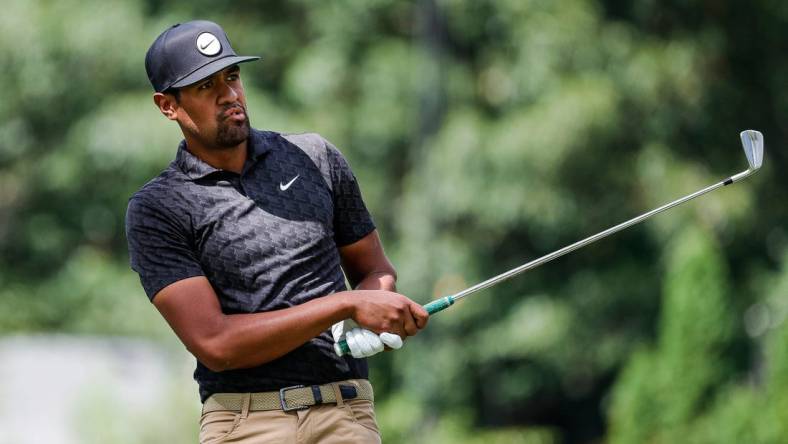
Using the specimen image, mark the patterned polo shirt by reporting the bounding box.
[125,129,376,402]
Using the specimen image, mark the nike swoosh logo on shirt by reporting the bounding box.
[279,175,300,191]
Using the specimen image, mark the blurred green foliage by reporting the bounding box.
[0,0,786,443]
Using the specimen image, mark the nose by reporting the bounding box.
[217,79,239,105]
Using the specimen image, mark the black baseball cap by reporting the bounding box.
[145,20,260,92]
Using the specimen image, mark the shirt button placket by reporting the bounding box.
[238,177,250,198]
[229,176,247,197]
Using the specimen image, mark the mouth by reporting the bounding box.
[222,106,246,122]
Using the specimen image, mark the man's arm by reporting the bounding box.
[153,231,426,371]
[153,277,422,372]
[337,229,428,336]
[339,229,397,292]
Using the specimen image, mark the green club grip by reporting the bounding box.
[335,338,352,356]
[334,296,455,356]
[424,296,455,314]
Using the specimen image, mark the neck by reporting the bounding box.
[183,134,248,174]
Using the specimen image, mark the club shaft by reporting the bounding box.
[337,166,757,355]
[451,169,753,302]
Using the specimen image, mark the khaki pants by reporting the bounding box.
[199,387,381,444]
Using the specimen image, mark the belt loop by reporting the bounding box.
[331,383,345,407]
[241,393,251,419]
[311,385,323,405]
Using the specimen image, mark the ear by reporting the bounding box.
[153,92,179,121]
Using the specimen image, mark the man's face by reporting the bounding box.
[169,65,250,149]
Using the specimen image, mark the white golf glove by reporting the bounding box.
[331,319,403,358]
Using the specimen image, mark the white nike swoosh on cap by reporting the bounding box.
[279,175,300,191]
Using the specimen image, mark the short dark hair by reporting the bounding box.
[164,87,181,102]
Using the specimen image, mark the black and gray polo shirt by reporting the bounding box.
[125,129,376,402]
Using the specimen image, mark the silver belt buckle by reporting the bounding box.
[279,385,308,412]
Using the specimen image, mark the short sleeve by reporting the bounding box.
[324,140,376,246]
[125,196,205,301]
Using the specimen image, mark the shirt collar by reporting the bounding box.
[174,140,217,180]
[248,129,275,161]
[174,129,275,180]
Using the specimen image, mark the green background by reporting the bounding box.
[1,0,786,442]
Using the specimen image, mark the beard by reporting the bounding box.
[215,103,251,148]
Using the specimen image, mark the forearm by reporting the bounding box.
[354,270,396,291]
[339,229,397,291]
[201,292,353,371]
[156,274,418,372]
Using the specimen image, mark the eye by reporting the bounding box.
[198,80,213,90]
[227,73,239,82]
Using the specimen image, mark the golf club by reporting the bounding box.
[336,130,765,356]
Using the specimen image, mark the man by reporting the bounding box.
[125,20,428,443]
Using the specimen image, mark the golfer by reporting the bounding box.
[125,20,428,443]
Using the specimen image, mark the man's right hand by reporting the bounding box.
[344,290,429,339]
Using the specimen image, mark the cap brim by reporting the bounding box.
[169,55,260,90]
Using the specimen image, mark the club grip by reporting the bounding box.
[335,338,352,356]
[423,296,454,314]
[334,296,455,356]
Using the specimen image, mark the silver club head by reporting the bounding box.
[740,130,764,171]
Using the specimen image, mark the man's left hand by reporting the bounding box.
[332,320,403,358]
